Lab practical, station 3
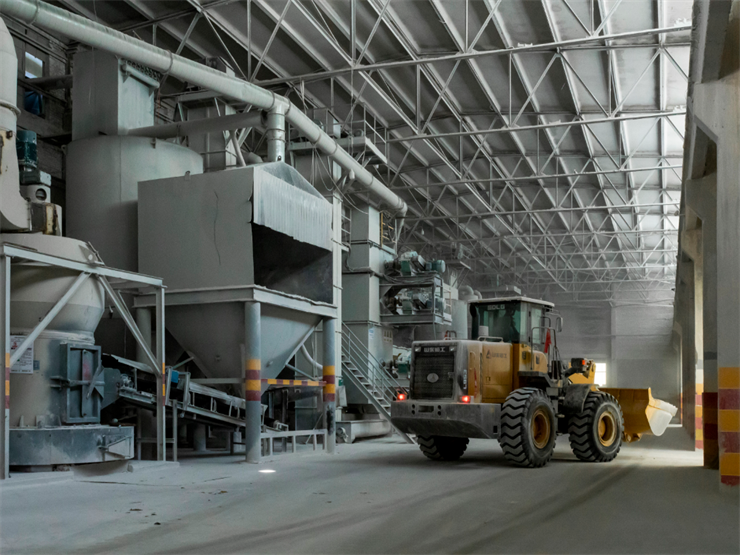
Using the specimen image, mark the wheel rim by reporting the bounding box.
[598,411,617,447]
[531,408,551,449]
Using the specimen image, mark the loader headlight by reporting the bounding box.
[461,395,471,404]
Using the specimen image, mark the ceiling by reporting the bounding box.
[48,0,692,303]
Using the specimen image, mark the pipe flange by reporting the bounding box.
[164,50,175,75]
[28,0,42,25]
[266,91,278,112]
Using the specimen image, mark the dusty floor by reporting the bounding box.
[1,426,738,554]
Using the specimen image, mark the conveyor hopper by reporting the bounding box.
[138,162,336,381]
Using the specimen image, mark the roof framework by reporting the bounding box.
[48,0,691,303]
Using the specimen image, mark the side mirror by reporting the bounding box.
[557,316,564,333]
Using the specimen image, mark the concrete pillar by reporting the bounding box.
[701,179,719,469]
[687,173,720,466]
[193,424,207,453]
[680,208,706,451]
[323,317,337,454]
[244,302,262,463]
[693,64,740,487]
[678,259,696,439]
[694,254,705,452]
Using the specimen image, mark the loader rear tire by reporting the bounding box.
[568,391,623,462]
[417,435,469,461]
[500,388,557,468]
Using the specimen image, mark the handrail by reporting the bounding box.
[341,324,407,404]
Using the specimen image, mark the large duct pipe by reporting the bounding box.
[0,17,33,231]
[0,1,408,216]
[127,110,265,140]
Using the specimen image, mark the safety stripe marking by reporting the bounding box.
[323,384,336,395]
[718,410,740,432]
[719,389,740,410]
[719,367,740,389]
[245,359,261,371]
[720,432,740,453]
[720,453,740,477]
[245,369,261,381]
[322,365,335,376]
[245,380,261,392]
[262,379,325,387]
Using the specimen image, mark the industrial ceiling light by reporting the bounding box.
[259,469,276,474]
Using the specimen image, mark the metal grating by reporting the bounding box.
[411,354,455,400]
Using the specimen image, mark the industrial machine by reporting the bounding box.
[0,17,137,467]
[391,296,677,467]
[381,251,450,327]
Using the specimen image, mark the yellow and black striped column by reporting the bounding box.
[719,367,740,486]
[244,302,262,463]
[323,317,336,454]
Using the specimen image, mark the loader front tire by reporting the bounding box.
[417,435,469,461]
[500,388,557,468]
[568,391,623,462]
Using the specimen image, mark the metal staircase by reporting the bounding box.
[341,324,415,444]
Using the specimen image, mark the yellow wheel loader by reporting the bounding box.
[390,296,677,467]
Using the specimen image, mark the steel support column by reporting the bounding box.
[135,307,152,367]
[0,256,8,479]
[155,287,166,461]
[244,301,262,463]
[322,317,336,454]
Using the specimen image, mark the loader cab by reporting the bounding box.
[469,297,556,350]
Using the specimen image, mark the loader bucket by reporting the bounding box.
[600,388,677,442]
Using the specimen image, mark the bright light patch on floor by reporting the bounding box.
[594,363,607,386]
[259,469,276,474]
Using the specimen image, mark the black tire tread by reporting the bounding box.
[500,387,556,468]
[568,391,623,462]
[417,435,469,461]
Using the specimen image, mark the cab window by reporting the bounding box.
[471,302,525,343]
[531,306,542,348]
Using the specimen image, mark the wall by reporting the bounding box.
[555,301,681,414]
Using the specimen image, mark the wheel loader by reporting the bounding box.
[390,296,677,467]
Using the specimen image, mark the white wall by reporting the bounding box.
[555,301,681,411]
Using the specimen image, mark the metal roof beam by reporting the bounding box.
[257,24,691,87]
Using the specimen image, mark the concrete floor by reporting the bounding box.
[1,426,738,554]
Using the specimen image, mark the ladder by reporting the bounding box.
[341,324,415,444]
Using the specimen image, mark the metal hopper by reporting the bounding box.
[137,162,336,381]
